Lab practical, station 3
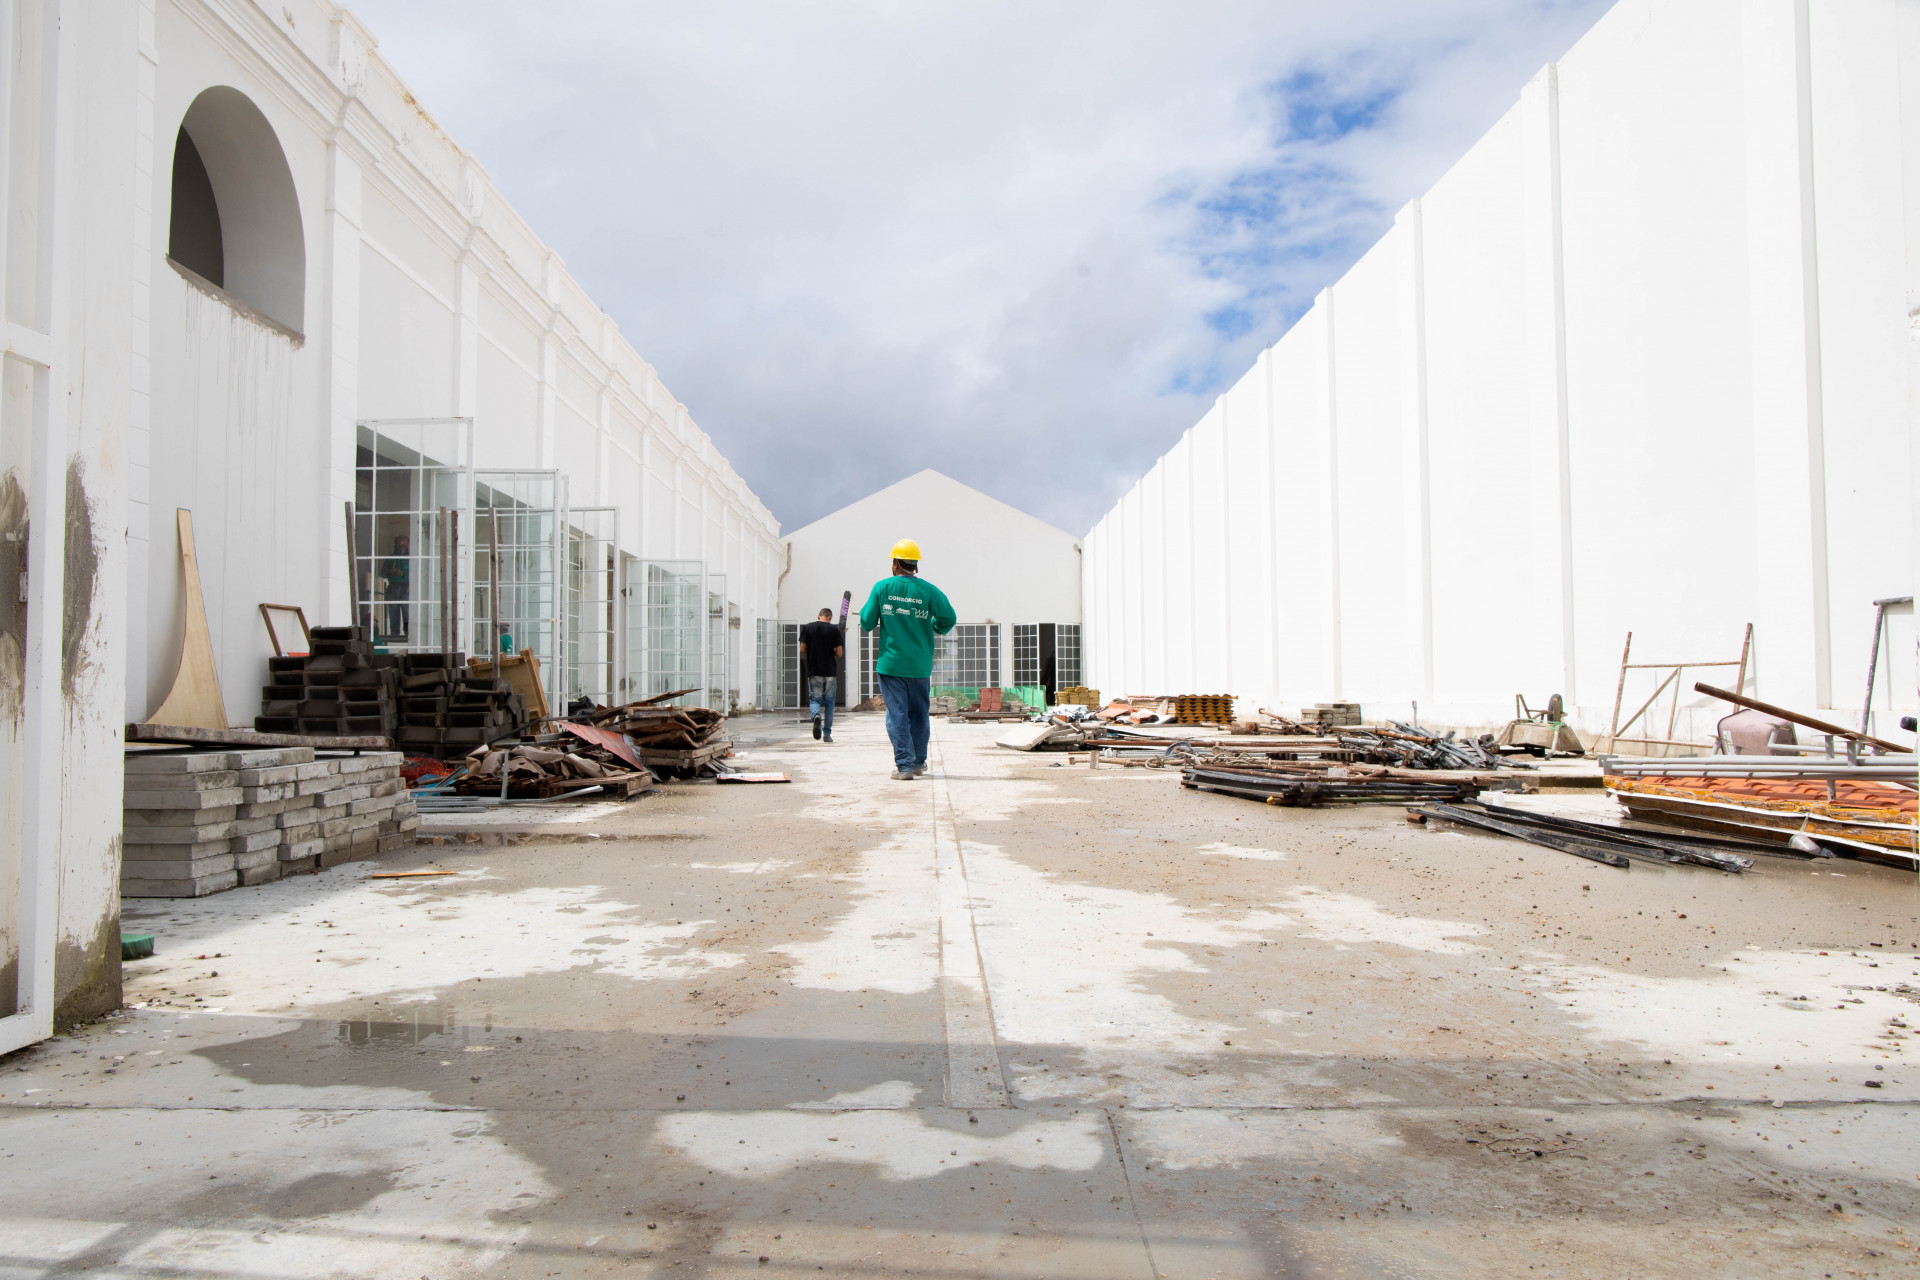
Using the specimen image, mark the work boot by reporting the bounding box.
[891,768,914,781]
[812,714,821,740]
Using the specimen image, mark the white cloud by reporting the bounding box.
[350,0,1613,533]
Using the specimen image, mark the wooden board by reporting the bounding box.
[128,723,392,750]
[715,772,790,784]
[467,651,549,721]
[146,509,227,729]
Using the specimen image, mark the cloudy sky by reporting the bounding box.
[352,0,1611,536]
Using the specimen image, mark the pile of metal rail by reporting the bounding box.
[1411,800,1764,872]
[1182,760,1485,807]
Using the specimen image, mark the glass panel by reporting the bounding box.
[641,560,703,706]
[353,420,473,656]
[706,575,728,713]
[565,507,617,709]
[620,555,644,703]
[1055,624,1082,688]
[1013,624,1039,686]
[474,470,565,712]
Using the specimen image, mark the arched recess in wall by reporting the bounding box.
[167,86,305,335]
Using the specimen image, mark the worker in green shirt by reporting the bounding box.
[858,538,957,780]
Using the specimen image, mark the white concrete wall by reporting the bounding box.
[134,0,785,723]
[1085,0,1919,743]
[779,470,1081,689]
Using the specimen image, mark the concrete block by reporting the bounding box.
[121,870,239,898]
[217,748,314,768]
[348,795,398,817]
[368,778,405,798]
[231,829,283,854]
[308,803,348,824]
[329,755,377,776]
[118,853,234,879]
[396,813,421,833]
[231,815,281,837]
[293,760,339,781]
[316,784,372,807]
[377,831,412,853]
[350,826,379,854]
[239,862,283,886]
[279,820,319,841]
[235,764,301,786]
[233,846,279,871]
[124,839,233,861]
[117,821,238,844]
[124,770,240,792]
[123,753,235,775]
[126,806,237,827]
[279,855,318,875]
[280,837,326,861]
[120,787,244,810]
[319,818,353,839]
[235,797,303,819]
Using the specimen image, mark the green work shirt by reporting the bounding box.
[858,574,957,679]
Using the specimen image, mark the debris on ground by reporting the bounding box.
[1183,759,1487,806]
[576,698,734,777]
[456,741,653,799]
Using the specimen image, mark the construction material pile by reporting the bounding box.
[1056,686,1101,708]
[1183,759,1485,807]
[1335,723,1504,771]
[579,698,732,777]
[124,747,417,897]
[1410,800,1757,872]
[394,652,533,760]
[456,738,652,799]
[254,625,399,738]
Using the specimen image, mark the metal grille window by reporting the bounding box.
[564,507,617,708]
[352,420,472,654]
[474,471,566,711]
[1055,624,1081,688]
[637,561,703,705]
[1012,625,1039,686]
[706,576,728,713]
[859,630,876,703]
[932,624,998,690]
[755,620,802,710]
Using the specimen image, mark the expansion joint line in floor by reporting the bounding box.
[929,735,1011,1110]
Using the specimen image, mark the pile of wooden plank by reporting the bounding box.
[456,740,652,799]
[579,698,732,777]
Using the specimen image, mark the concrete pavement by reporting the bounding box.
[3,711,1918,1278]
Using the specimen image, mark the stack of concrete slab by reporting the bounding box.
[122,748,419,898]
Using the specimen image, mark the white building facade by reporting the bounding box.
[1084,0,1920,743]
[774,470,1083,708]
[1,0,782,1046]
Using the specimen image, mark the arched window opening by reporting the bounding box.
[166,86,305,335]
[168,130,223,287]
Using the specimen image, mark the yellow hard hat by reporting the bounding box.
[890,538,922,561]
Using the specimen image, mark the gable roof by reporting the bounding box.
[784,469,1078,545]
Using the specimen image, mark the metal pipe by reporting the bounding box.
[1694,681,1907,753]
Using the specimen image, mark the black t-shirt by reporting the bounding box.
[799,620,843,678]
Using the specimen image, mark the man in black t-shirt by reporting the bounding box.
[798,608,844,742]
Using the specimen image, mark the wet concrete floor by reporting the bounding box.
[4,712,1919,1278]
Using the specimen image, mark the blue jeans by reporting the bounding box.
[808,675,835,738]
[878,674,931,772]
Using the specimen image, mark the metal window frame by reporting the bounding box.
[474,469,569,713]
[353,419,476,657]
[565,506,619,708]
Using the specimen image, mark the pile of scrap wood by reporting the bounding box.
[576,695,732,777]
[456,739,653,799]
[1182,759,1486,806]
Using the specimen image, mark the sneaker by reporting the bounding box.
[891,768,914,780]
[822,735,833,743]
[812,714,821,740]
[912,764,928,776]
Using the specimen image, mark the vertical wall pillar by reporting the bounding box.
[1744,0,1832,708]
[1896,0,1920,718]
[535,252,558,469]
[1521,63,1578,705]
[125,0,158,720]
[1318,289,1343,697]
[321,148,363,628]
[1395,201,1435,704]
[1262,347,1283,709]
[1217,396,1234,695]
